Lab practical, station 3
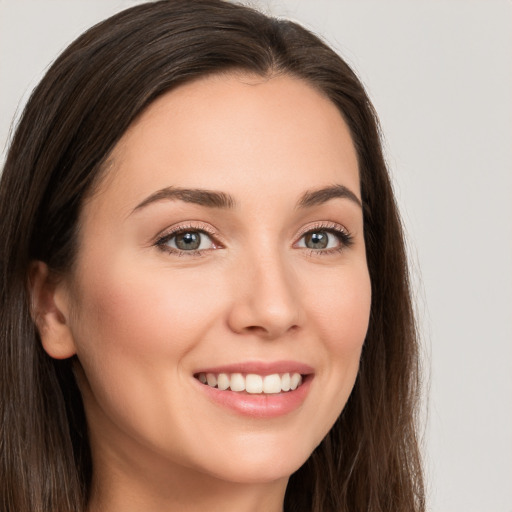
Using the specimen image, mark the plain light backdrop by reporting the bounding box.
[1,1,511,511]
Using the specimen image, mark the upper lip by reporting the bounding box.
[194,360,314,376]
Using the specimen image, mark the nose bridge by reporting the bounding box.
[228,240,301,338]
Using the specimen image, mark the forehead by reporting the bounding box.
[89,72,360,217]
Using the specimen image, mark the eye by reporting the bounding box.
[156,227,217,254]
[297,230,339,250]
[301,231,335,250]
[295,224,353,254]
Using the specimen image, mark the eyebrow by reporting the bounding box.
[132,187,236,213]
[131,183,361,214]
[297,184,362,209]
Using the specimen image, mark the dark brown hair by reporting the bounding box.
[0,1,424,511]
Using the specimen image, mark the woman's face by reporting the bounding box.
[60,73,371,486]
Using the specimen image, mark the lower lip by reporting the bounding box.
[195,375,313,419]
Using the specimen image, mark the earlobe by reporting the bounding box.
[28,261,77,360]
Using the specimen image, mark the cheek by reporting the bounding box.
[68,259,224,413]
[68,256,233,456]
[303,262,371,421]
[306,262,371,352]
[74,264,218,356]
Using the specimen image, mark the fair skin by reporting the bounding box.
[31,73,371,512]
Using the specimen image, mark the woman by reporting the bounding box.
[0,1,424,511]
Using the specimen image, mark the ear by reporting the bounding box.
[28,261,77,359]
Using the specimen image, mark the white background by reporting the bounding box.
[1,1,511,510]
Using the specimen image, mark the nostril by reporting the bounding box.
[246,325,265,332]
[242,323,299,340]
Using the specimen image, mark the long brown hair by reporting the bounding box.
[0,1,424,510]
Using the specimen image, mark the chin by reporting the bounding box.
[207,459,304,485]
[193,435,317,485]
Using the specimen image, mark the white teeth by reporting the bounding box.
[281,373,291,392]
[197,371,304,394]
[230,373,245,392]
[263,374,282,394]
[206,373,217,387]
[217,373,229,390]
[290,373,302,390]
[246,374,263,394]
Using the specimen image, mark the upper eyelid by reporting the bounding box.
[154,225,219,255]
[155,220,349,241]
[296,223,353,244]
[155,222,220,242]
[295,221,350,239]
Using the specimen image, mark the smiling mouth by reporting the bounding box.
[195,372,304,394]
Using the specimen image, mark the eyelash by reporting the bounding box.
[296,221,354,257]
[154,221,354,257]
[155,222,220,257]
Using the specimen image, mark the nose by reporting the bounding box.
[226,250,302,340]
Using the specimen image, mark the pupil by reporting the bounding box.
[176,232,200,250]
[306,231,328,249]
